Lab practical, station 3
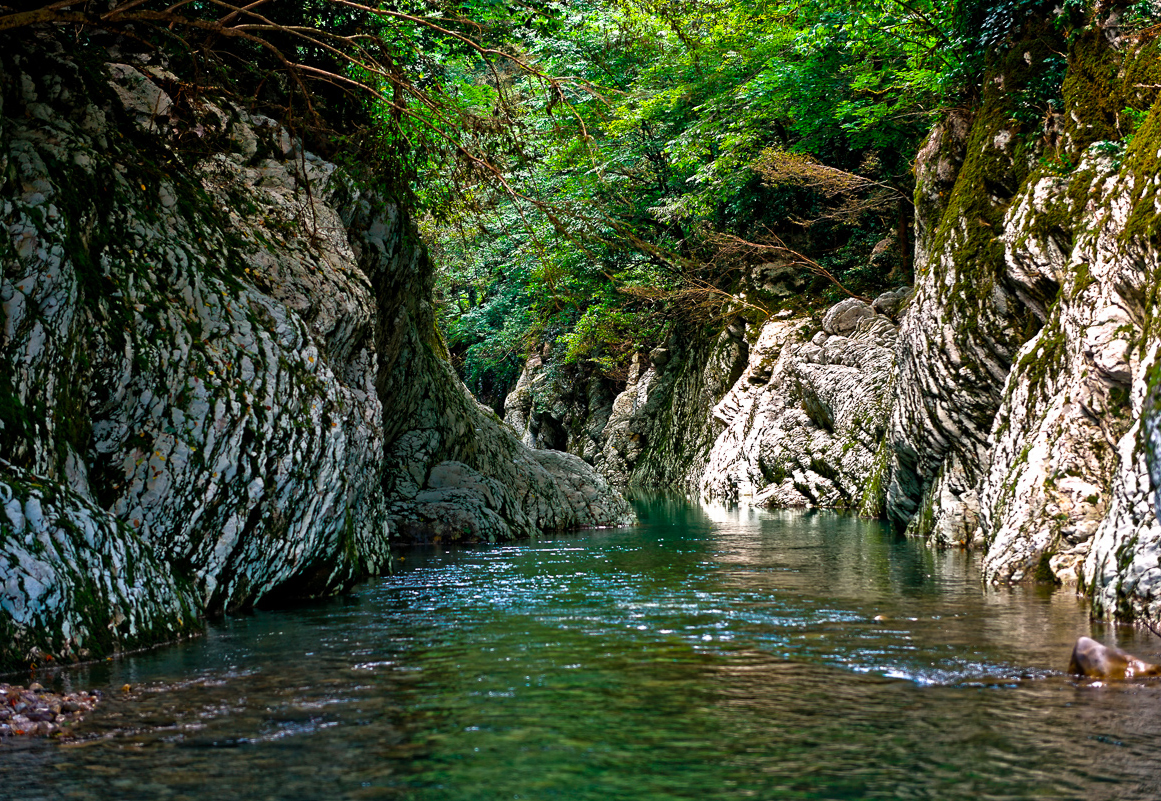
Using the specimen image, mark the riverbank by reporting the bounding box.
[0,683,101,739]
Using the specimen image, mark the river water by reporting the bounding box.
[4,499,1161,800]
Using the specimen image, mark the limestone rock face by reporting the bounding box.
[821,298,875,336]
[979,151,1142,584]
[585,324,747,496]
[0,40,392,664]
[884,56,1032,546]
[1,465,197,662]
[367,188,633,543]
[504,302,898,515]
[592,352,668,494]
[963,142,1161,615]
[503,354,615,461]
[0,37,632,668]
[880,14,1161,623]
[700,310,896,513]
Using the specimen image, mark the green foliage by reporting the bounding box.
[429,0,979,394]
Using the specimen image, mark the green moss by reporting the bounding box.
[907,480,938,541]
[793,480,818,505]
[1032,549,1059,584]
[1071,259,1095,298]
[0,370,31,464]
[1058,22,1161,152]
[1062,29,1126,150]
[925,31,1063,357]
[1119,98,1161,245]
[858,439,890,520]
[759,457,788,486]
[53,338,93,459]
[0,474,202,673]
[1015,309,1067,395]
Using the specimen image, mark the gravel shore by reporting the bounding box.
[0,683,101,738]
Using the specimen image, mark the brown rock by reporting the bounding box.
[1068,636,1161,680]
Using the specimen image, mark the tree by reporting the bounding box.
[0,0,569,207]
[430,0,966,387]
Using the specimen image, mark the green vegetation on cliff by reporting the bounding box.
[424,0,1121,404]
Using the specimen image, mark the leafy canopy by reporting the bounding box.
[427,0,966,403]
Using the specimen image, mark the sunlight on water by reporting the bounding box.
[4,499,1161,800]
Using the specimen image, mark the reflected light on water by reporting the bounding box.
[3,499,1161,800]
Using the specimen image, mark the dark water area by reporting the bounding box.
[5,499,1161,800]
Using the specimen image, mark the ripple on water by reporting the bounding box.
[4,502,1161,801]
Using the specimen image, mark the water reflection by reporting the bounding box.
[2,499,1161,800]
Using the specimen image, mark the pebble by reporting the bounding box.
[0,682,101,739]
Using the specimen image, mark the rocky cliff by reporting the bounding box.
[499,7,1161,625]
[0,34,629,670]
[887,10,1161,622]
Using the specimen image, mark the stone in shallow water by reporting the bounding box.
[0,683,101,739]
[1068,636,1161,680]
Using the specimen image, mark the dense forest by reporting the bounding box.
[415,0,1149,404]
[6,0,1151,404]
[427,0,974,401]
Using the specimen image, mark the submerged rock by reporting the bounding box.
[0,682,101,739]
[1068,636,1161,681]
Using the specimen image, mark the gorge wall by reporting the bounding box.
[0,33,630,670]
[503,9,1161,624]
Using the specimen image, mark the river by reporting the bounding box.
[3,498,1161,800]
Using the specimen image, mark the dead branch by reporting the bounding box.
[711,228,873,303]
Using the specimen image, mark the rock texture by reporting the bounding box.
[881,16,1161,622]
[979,150,1141,584]
[700,305,896,514]
[503,302,900,513]
[1,463,196,663]
[883,72,1031,546]
[0,39,392,668]
[594,323,748,495]
[503,353,615,462]
[492,15,1161,626]
[0,35,630,669]
[372,209,633,543]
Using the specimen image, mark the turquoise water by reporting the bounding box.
[4,499,1161,800]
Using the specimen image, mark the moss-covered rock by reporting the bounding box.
[0,463,198,671]
[0,31,633,663]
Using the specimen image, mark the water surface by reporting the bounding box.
[4,499,1161,800]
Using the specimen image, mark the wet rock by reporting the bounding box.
[0,683,100,739]
[1068,636,1161,680]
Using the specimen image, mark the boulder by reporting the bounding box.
[1068,636,1161,680]
[821,298,875,335]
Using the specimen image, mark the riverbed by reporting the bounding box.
[3,498,1161,800]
